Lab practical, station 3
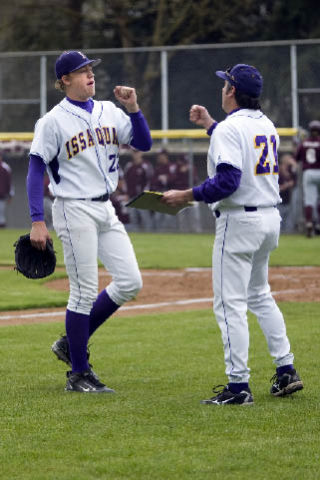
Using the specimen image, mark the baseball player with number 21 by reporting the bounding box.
[162,64,303,405]
[27,51,152,393]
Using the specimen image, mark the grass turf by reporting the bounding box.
[0,305,318,480]
[1,229,320,270]
[0,230,320,312]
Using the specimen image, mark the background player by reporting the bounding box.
[162,64,303,405]
[295,120,320,237]
[278,152,298,233]
[0,150,14,228]
[27,50,152,393]
[124,149,154,231]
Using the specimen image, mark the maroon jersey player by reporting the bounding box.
[295,120,320,236]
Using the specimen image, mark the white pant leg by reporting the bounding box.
[0,199,6,225]
[98,202,142,306]
[248,210,294,367]
[213,212,255,383]
[52,199,99,315]
[303,169,320,206]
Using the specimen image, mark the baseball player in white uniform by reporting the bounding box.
[27,50,152,393]
[162,64,303,405]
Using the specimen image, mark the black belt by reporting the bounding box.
[78,193,109,202]
[215,206,257,218]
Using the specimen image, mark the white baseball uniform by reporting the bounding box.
[208,109,294,383]
[30,98,143,314]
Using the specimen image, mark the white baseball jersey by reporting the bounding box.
[207,109,281,211]
[30,98,133,198]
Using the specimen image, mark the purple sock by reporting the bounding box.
[66,309,90,373]
[228,382,249,394]
[277,364,294,376]
[89,290,119,337]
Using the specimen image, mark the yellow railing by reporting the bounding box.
[0,128,299,143]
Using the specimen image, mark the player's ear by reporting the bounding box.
[61,74,71,87]
[226,85,236,98]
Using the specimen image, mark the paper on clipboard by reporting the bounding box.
[125,190,193,216]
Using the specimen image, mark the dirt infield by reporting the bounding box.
[0,266,319,327]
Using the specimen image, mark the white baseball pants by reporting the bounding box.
[302,168,320,207]
[212,207,294,383]
[53,198,142,315]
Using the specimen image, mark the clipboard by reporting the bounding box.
[125,190,193,216]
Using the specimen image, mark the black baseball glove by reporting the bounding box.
[14,233,56,279]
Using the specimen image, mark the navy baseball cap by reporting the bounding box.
[55,50,101,79]
[216,64,263,98]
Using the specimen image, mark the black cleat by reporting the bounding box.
[51,335,90,367]
[305,222,313,238]
[65,368,115,393]
[270,368,303,396]
[200,384,253,405]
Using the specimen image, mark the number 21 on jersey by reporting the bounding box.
[254,135,279,175]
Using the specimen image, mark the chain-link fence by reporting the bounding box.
[1,39,320,131]
[0,40,319,230]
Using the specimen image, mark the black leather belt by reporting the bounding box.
[215,206,257,218]
[78,193,109,202]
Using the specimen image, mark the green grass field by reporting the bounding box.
[0,229,319,479]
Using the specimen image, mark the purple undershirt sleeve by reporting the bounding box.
[27,154,46,222]
[129,111,152,151]
[207,121,218,136]
[192,163,242,204]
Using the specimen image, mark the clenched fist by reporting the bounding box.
[114,86,139,113]
[189,104,215,130]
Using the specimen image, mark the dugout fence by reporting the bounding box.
[0,128,304,233]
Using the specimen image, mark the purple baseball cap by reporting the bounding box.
[216,64,263,98]
[55,50,101,79]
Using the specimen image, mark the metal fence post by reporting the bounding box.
[290,44,299,129]
[161,49,168,145]
[40,55,47,117]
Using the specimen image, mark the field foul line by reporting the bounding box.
[0,297,214,321]
[0,288,307,322]
[98,268,211,277]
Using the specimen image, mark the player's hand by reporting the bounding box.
[30,221,52,251]
[114,86,139,113]
[162,189,194,207]
[189,105,215,130]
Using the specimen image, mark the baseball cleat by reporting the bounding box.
[51,335,90,367]
[270,368,303,396]
[200,384,253,405]
[314,223,320,235]
[305,222,314,238]
[65,368,115,393]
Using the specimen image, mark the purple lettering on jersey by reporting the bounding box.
[254,135,279,176]
[86,129,95,147]
[103,127,111,144]
[78,132,86,151]
[95,128,105,146]
[65,141,72,160]
[255,135,270,175]
[71,136,79,156]
[270,135,279,174]
[112,128,119,146]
